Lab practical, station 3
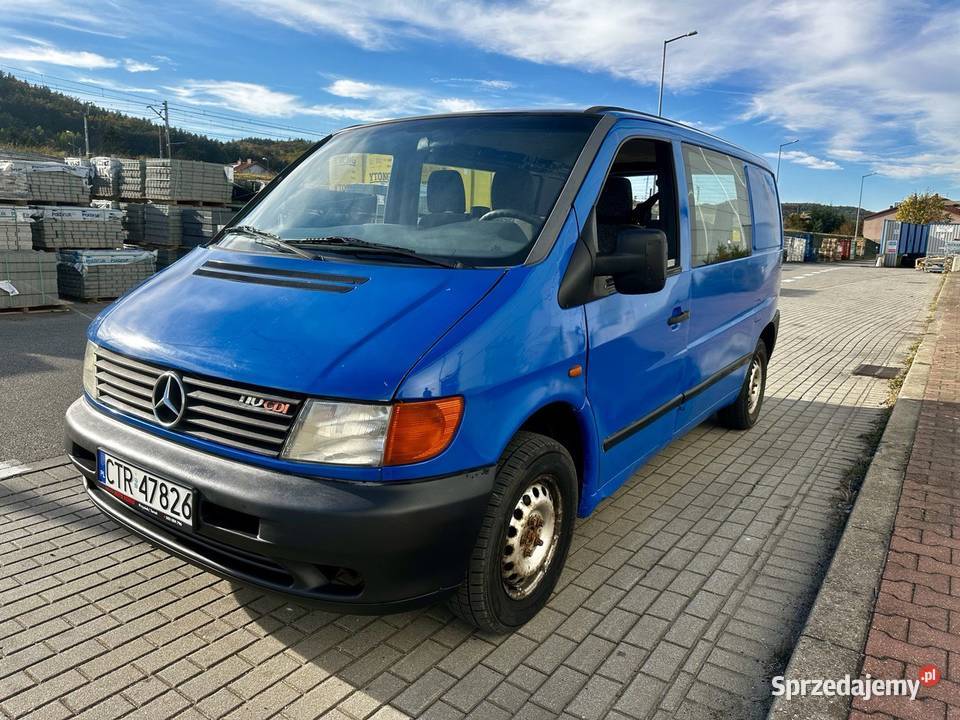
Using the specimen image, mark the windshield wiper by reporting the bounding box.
[226,225,320,260]
[294,236,468,269]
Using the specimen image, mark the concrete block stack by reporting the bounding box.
[785,236,807,263]
[32,207,125,250]
[0,250,59,309]
[57,248,156,300]
[119,159,145,199]
[0,207,35,251]
[143,204,183,247]
[120,202,145,244]
[150,246,193,270]
[145,159,233,204]
[181,207,236,247]
[90,157,122,199]
[0,161,91,204]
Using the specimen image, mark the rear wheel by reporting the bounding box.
[717,341,768,430]
[448,431,577,633]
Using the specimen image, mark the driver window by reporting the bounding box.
[596,139,679,270]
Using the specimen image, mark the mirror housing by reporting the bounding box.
[593,227,667,295]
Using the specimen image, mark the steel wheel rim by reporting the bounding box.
[501,475,562,600]
[747,357,763,414]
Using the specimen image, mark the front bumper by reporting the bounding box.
[65,398,495,613]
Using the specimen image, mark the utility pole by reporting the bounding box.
[162,100,171,160]
[83,115,90,157]
[853,171,878,254]
[658,30,698,117]
[776,138,799,181]
[158,127,163,159]
[147,101,172,159]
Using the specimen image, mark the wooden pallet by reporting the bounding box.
[0,198,29,206]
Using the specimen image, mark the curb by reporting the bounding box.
[767,276,945,720]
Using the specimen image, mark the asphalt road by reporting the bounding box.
[0,302,109,462]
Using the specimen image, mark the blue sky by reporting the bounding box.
[2,0,959,210]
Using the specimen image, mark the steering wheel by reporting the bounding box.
[479,208,542,225]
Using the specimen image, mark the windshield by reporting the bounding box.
[221,114,600,266]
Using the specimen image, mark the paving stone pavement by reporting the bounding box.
[853,274,960,720]
[0,263,942,720]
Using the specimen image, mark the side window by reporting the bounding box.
[596,138,680,269]
[682,144,753,266]
[745,165,781,250]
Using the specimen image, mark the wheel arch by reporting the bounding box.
[513,400,599,508]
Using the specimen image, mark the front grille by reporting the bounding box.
[93,345,302,456]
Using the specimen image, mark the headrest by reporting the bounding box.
[597,176,634,225]
[426,170,466,213]
[491,169,535,213]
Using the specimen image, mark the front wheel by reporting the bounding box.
[448,431,577,633]
[717,341,768,430]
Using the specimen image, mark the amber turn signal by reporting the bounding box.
[383,397,464,466]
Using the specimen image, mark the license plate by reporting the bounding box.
[97,450,195,529]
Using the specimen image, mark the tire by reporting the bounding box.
[717,340,768,430]
[448,431,578,633]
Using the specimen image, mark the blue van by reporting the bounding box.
[66,108,781,632]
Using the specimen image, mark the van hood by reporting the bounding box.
[92,248,504,401]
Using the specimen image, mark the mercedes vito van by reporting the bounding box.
[66,108,781,633]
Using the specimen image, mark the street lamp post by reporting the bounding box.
[853,171,878,256]
[776,138,799,181]
[658,31,698,117]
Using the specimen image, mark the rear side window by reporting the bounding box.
[682,144,753,267]
[745,165,782,250]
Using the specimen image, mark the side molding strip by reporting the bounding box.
[602,351,753,451]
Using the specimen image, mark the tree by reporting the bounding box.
[895,192,950,224]
[784,212,810,232]
[807,205,843,234]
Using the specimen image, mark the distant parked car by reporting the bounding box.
[66,108,781,632]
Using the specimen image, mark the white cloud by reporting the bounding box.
[166,77,484,123]
[764,150,841,171]
[0,40,118,69]
[325,79,383,99]
[124,58,158,73]
[220,0,960,182]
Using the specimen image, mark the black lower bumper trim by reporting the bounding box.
[66,398,496,613]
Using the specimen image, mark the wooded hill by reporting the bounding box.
[0,73,314,168]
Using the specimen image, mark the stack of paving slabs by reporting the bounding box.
[0,250,59,309]
[120,202,145,244]
[0,206,35,251]
[57,248,156,300]
[32,207,125,251]
[119,159,145,199]
[181,207,236,247]
[142,204,182,246]
[89,157,122,199]
[820,237,840,262]
[0,161,91,204]
[0,161,30,201]
[785,236,807,263]
[144,159,233,204]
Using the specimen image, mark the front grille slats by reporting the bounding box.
[93,347,301,456]
[99,384,155,413]
[96,369,153,399]
[188,402,291,431]
[184,416,287,446]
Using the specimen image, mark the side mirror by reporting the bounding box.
[593,227,667,294]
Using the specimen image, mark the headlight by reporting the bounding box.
[82,341,98,399]
[282,397,464,467]
[282,401,392,465]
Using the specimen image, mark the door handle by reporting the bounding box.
[667,309,690,326]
